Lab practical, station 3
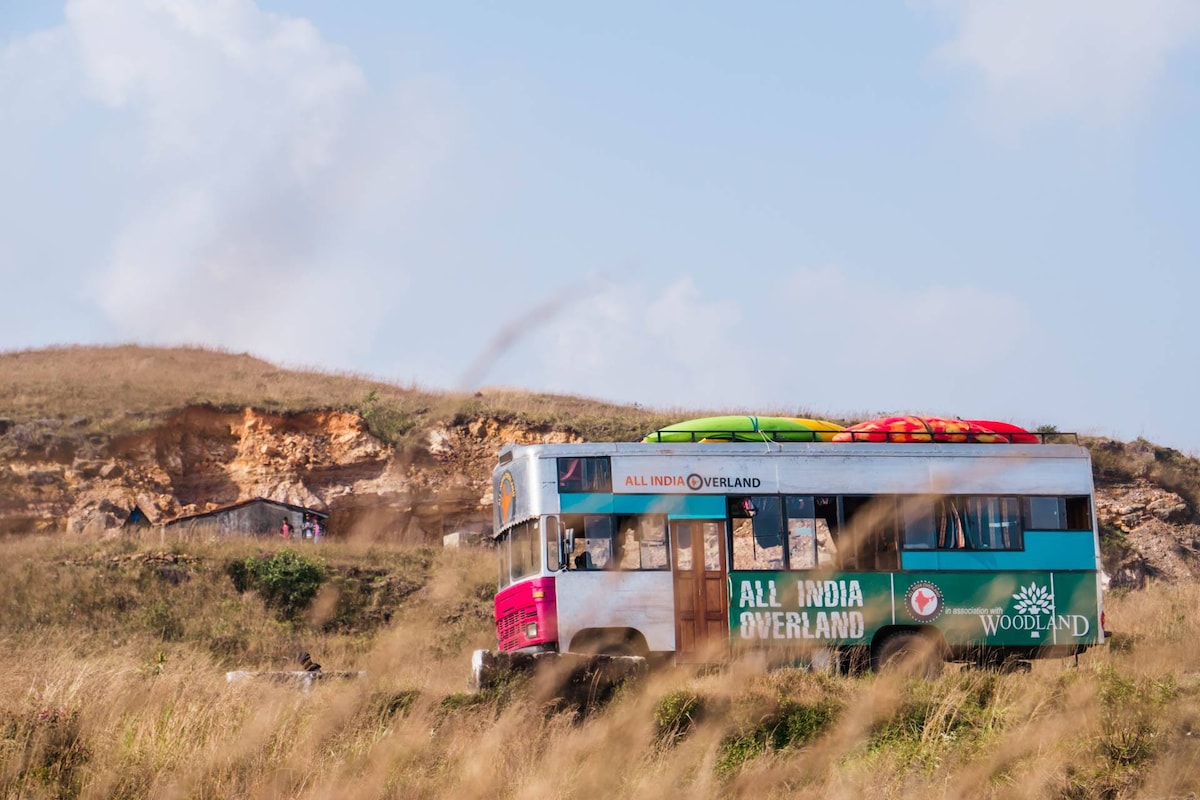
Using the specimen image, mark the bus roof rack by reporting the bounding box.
[639,429,1079,444]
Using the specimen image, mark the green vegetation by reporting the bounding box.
[227,549,326,621]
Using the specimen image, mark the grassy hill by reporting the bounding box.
[2,532,1199,799]
[0,344,688,445]
[4,344,1200,798]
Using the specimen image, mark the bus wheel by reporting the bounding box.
[873,632,943,679]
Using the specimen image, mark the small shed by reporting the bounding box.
[165,498,329,537]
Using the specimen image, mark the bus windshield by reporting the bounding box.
[497,518,541,589]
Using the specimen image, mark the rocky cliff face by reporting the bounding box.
[0,406,577,540]
[1,408,1197,586]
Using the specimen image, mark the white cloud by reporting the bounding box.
[930,0,1200,132]
[509,268,1044,424]
[527,276,746,408]
[0,0,457,364]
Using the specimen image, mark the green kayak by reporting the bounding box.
[642,415,845,443]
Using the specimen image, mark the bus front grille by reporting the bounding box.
[497,608,534,650]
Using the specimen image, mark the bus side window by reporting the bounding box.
[785,495,816,569]
[640,515,669,570]
[556,457,613,493]
[562,514,613,570]
[841,496,898,571]
[729,496,784,570]
[1065,496,1092,530]
[901,497,937,549]
[814,496,839,567]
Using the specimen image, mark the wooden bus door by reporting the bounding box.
[671,519,728,663]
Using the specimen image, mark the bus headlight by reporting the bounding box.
[525,621,538,639]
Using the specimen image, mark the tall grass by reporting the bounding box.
[2,532,1198,799]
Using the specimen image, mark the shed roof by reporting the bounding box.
[166,497,328,525]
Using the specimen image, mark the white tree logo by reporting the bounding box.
[1012,582,1054,615]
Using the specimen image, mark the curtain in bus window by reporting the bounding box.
[584,458,613,492]
[938,499,967,549]
[968,497,1021,549]
[557,458,582,493]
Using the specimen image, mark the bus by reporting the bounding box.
[489,432,1106,672]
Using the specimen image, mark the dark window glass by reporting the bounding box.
[842,496,898,570]
[901,498,937,549]
[557,457,612,493]
[1065,496,1092,530]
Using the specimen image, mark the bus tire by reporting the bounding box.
[873,631,943,679]
[571,629,648,659]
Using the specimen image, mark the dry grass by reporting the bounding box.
[0,344,702,445]
[2,532,1199,800]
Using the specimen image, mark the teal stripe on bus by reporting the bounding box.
[559,494,726,517]
[899,530,1096,572]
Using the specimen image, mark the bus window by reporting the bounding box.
[509,519,539,583]
[1065,496,1092,530]
[815,496,839,566]
[901,497,937,549]
[968,497,1022,549]
[730,496,784,570]
[842,496,898,571]
[557,457,612,493]
[785,496,816,569]
[563,514,613,570]
[545,516,562,572]
[640,516,669,569]
[614,514,669,570]
[1023,496,1066,530]
[675,524,693,570]
[940,497,1022,550]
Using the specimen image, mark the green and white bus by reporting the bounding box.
[490,433,1106,672]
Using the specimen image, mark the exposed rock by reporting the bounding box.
[0,406,563,540]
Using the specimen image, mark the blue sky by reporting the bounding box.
[2,1,1199,452]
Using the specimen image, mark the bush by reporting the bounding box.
[716,699,838,776]
[654,689,705,746]
[227,550,325,620]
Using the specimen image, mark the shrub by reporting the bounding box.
[716,699,838,776]
[228,550,325,620]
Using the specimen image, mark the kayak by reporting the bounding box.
[831,416,1009,443]
[643,415,845,443]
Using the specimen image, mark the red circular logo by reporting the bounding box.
[904,581,943,622]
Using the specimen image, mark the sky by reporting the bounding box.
[2,1,1199,453]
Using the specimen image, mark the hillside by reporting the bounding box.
[5,345,1200,799]
[2,345,1200,585]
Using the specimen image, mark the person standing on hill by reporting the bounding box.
[302,514,314,540]
[280,518,292,539]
